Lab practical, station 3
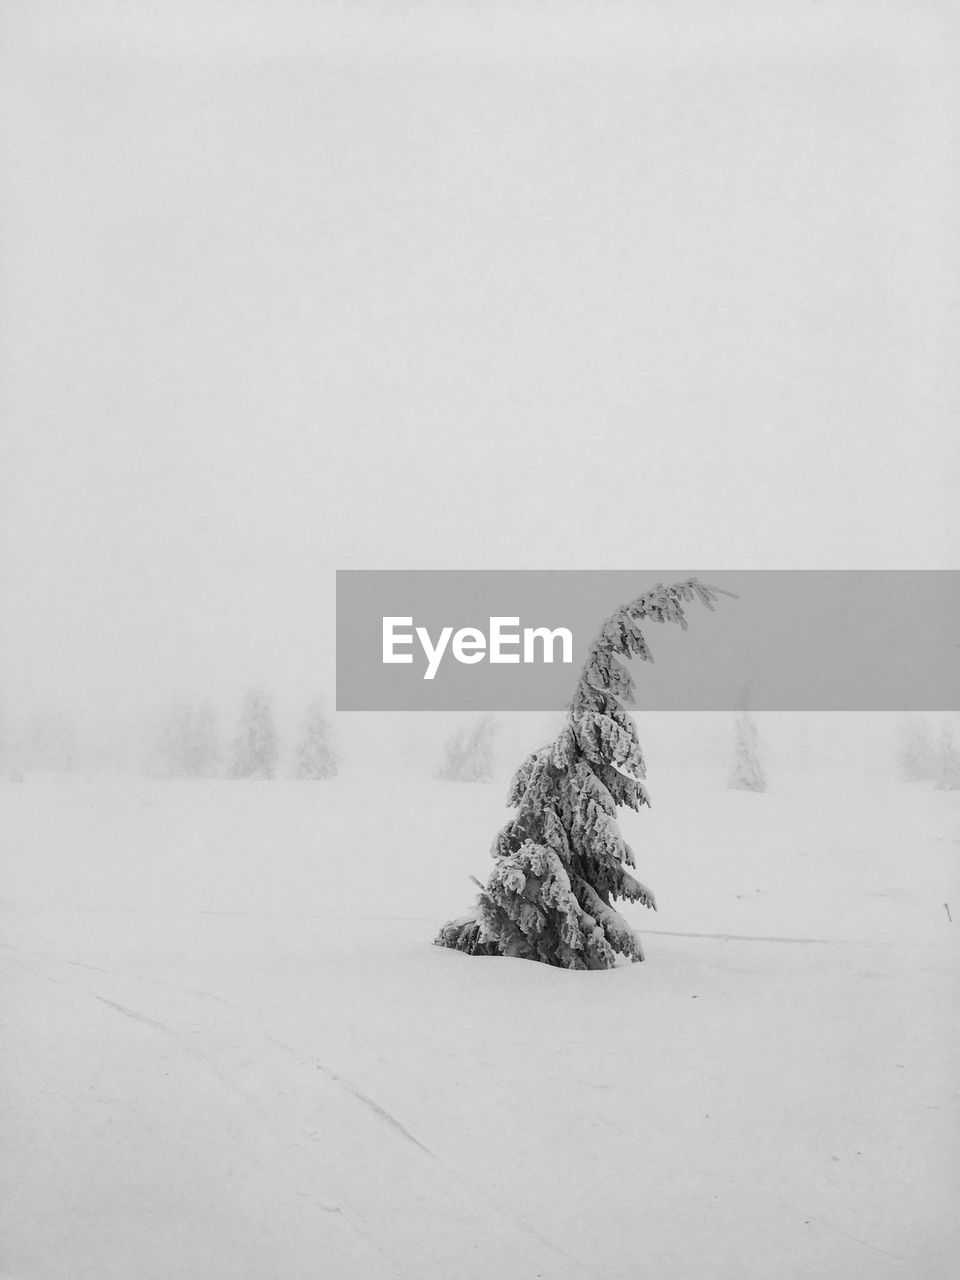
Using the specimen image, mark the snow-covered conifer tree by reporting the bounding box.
[935,722,960,791]
[437,715,498,782]
[436,578,729,969]
[436,726,467,779]
[228,687,279,780]
[293,696,338,779]
[898,714,936,782]
[729,711,765,792]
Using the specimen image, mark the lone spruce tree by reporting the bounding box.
[436,578,728,969]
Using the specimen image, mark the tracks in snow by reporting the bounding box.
[1,936,596,1280]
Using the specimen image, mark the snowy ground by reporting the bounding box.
[2,763,958,1280]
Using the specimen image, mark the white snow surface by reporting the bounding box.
[2,764,958,1279]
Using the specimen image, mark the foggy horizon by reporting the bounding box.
[2,1,959,735]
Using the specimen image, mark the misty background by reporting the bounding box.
[1,2,958,774]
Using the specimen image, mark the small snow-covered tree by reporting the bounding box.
[436,578,730,969]
[293,696,338,779]
[935,722,960,791]
[229,687,279,780]
[729,711,765,792]
[898,714,936,782]
[437,726,467,778]
[437,715,498,782]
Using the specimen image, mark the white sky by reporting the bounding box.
[1,1,958,725]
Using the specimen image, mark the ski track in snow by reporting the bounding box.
[2,938,598,1279]
[1,946,434,1277]
[263,1032,438,1159]
[93,994,172,1032]
[790,1207,907,1262]
[642,927,843,944]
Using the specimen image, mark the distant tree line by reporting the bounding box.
[150,689,338,780]
[3,695,958,791]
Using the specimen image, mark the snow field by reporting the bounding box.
[1,767,957,1279]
